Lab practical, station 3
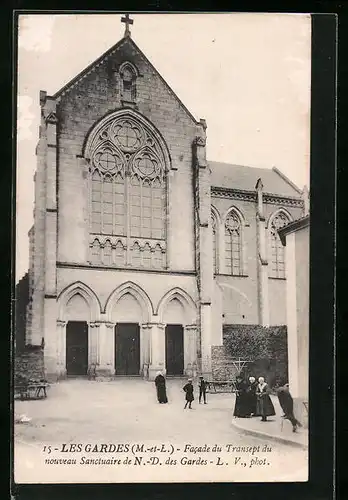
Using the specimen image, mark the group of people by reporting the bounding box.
[233,374,275,421]
[233,374,302,432]
[154,372,208,409]
[155,371,301,433]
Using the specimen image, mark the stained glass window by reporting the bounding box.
[88,114,167,268]
[269,212,290,278]
[212,214,218,274]
[225,211,242,276]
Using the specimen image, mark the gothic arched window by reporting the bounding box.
[211,213,218,274]
[269,211,291,278]
[225,211,243,276]
[87,112,167,269]
[120,62,137,102]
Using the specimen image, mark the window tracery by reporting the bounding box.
[225,211,243,276]
[88,113,167,269]
[269,211,290,279]
[211,214,218,274]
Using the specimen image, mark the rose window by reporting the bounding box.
[114,122,142,151]
[136,157,156,177]
[98,152,117,172]
[94,149,122,173]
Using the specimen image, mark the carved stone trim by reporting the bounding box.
[45,112,58,124]
[89,322,101,328]
[194,136,206,147]
[259,253,268,266]
[141,323,153,330]
[263,193,304,208]
[211,186,304,208]
[104,322,115,329]
[211,187,256,202]
[184,324,198,331]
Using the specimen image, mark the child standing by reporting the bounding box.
[198,375,207,404]
[183,378,194,409]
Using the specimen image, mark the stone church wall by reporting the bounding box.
[56,39,199,273]
[211,196,304,326]
[15,347,45,383]
[211,197,259,324]
[15,273,29,353]
[57,267,198,318]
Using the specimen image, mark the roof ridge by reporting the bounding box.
[272,166,302,194]
[52,37,127,99]
[209,160,273,171]
[51,36,199,125]
[128,37,199,125]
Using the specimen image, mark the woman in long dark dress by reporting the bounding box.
[246,376,258,416]
[233,375,250,417]
[154,371,168,404]
[256,376,276,421]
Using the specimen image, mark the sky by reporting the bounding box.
[16,13,311,282]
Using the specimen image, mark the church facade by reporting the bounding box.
[25,24,307,381]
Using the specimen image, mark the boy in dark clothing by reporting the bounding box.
[183,379,194,409]
[198,376,207,404]
[277,382,302,432]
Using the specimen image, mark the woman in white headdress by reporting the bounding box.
[256,376,276,421]
[154,371,168,404]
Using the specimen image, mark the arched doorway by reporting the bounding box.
[158,288,197,377]
[57,281,101,378]
[106,282,153,376]
[163,299,185,376]
[112,293,142,375]
[65,293,89,376]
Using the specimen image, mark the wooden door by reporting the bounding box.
[165,324,184,375]
[66,321,88,376]
[115,323,140,375]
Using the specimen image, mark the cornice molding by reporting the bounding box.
[211,186,304,208]
[211,187,256,202]
[263,192,304,208]
[56,261,197,276]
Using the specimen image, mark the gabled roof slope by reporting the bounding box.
[52,35,199,125]
[210,161,302,197]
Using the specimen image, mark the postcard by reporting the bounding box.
[14,12,310,483]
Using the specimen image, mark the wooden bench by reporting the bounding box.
[206,380,234,393]
[15,382,49,400]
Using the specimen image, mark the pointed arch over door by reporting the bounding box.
[83,109,172,269]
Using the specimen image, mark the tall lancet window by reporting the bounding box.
[211,214,218,274]
[225,211,242,276]
[269,211,291,279]
[120,62,137,102]
[87,111,168,269]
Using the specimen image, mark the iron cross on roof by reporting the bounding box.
[121,13,134,37]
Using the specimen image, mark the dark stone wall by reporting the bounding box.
[15,273,29,353]
[15,347,45,383]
